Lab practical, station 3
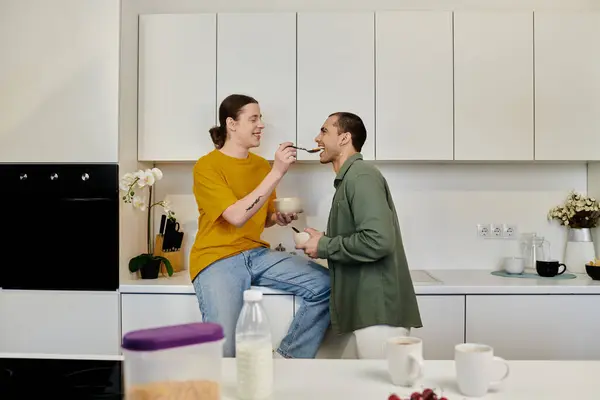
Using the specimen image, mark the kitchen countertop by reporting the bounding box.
[120,272,293,295]
[218,358,600,399]
[119,268,600,295]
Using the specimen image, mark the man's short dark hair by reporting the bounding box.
[329,112,367,152]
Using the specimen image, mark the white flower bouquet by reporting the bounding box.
[120,168,175,277]
[547,190,600,229]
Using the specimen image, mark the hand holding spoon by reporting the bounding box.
[291,145,323,154]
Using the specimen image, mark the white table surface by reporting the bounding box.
[220,358,599,399]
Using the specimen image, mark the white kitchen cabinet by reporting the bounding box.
[453,11,534,161]
[0,0,119,163]
[534,12,600,161]
[375,11,453,161]
[121,293,203,335]
[466,295,600,360]
[0,290,120,355]
[316,294,464,360]
[411,295,465,360]
[217,13,296,161]
[297,12,375,161]
[120,293,295,352]
[262,294,295,350]
[138,14,217,161]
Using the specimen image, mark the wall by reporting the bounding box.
[588,164,600,257]
[154,162,586,271]
[120,0,598,276]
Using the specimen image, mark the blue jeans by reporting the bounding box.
[192,247,331,358]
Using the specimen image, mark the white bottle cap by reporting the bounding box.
[243,289,263,302]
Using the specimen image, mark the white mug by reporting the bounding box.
[503,256,525,274]
[455,343,510,397]
[385,336,424,387]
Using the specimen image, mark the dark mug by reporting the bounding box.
[536,260,566,277]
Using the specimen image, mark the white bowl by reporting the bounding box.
[293,231,311,246]
[274,197,303,214]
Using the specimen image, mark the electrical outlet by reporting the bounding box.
[502,224,518,238]
[490,224,503,238]
[477,224,490,238]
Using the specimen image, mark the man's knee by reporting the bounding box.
[313,284,331,302]
[305,267,331,301]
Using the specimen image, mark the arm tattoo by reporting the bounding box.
[245,196,262,212]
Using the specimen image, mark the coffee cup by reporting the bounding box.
[455,343,510,397]
[536,260,566,277]
[385,336,424,387]
[503,256,525,274]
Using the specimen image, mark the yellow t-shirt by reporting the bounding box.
[189,149,275,281]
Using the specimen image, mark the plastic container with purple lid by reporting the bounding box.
[122,322,225,399]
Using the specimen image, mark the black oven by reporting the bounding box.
[0,355,123,399]
[0,164,119,291]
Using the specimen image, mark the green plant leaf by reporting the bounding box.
[128,255,144,273]
[128,253,155,273]
[155,256,174,277]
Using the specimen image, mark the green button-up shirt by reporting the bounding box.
[317,153,422,334]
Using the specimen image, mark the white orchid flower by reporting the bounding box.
[132,196,147,211]
[151,168,163,180]
[119,172,136,191]
[136,169,155,187]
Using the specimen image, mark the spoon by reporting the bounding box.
[291,145,323,154]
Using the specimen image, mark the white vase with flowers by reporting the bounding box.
[548,191,600,273]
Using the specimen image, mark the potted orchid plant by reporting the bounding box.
[120,167,175,279]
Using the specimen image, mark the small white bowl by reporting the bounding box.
[293,231,311,246]
[274,197,303,214]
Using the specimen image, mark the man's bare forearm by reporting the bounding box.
[221,170,282,227]
[246,196,262,211]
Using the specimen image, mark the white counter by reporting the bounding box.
[220,358,600,399]
[120,269,600,295]
[120,272,291,295]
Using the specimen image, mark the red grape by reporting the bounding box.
[410,392,422,400]
[388,394,402,400]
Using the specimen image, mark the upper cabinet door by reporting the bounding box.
[297,12,375,161]
[454,11,534,161]
[534,12,600,161]
[0,0,119,163]
[375,11,454,161]
[138,14,217,162]
[217,13,296,161]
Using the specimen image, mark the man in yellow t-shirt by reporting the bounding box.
[190,94,330,358]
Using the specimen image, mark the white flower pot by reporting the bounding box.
[564,228,596,274]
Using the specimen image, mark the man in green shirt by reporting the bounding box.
[296,112,422,359]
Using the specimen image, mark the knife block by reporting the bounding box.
[153,234,184,275]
